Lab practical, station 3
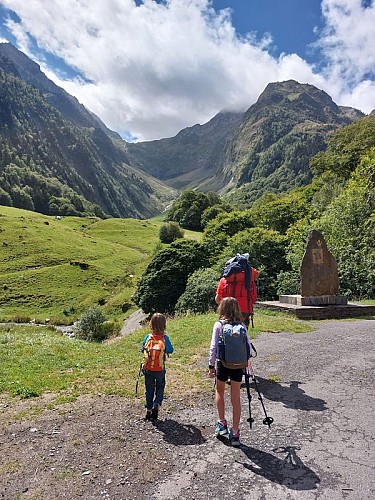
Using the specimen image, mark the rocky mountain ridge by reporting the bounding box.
[128,79,364,205]
[0,43,174,218]
[0,42,368,215]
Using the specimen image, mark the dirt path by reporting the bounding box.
[119,309,147,336]
[1,318,374,499]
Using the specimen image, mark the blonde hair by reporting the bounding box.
[218,297,243,323]
[149,313,167,335]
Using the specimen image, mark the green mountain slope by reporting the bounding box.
[0,206,163,322]
[222,80,364,205]
[126,111,243,191]
[0,43,175,218]
[127,80,364,206]
[0,42,119,138]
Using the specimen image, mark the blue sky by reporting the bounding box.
[0,0,374,141]
[212,0,324,63]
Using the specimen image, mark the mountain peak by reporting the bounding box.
[253,79,336,112]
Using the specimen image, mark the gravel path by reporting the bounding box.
[119,309,147,336]
[1,318,374,499]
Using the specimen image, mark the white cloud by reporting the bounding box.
[0,0,374,140]
[314,0,375,112]
[319,0,375,81]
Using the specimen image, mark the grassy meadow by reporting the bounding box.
[0,206,169,324]
[0,205,316,405]
[0,310,314,405]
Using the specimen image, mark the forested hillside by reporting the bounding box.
[222,80,364,206]
[0,43,174,218]
[0,43,367,219]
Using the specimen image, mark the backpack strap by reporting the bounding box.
[232,274,237,298]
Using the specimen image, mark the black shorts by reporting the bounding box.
[216,361,243,383]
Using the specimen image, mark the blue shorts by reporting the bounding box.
[216,361,243,383]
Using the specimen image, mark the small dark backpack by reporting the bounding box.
[217,321,250,369]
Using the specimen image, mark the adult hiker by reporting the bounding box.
[208,297,252,447]
[215,253,259,327]
[141,312,174,422]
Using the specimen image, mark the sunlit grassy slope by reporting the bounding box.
[0,206,169,323]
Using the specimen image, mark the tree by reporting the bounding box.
[159,222,184,243]
[133,239,210,314]
[310,115,375,180]
[250,187,316,234]
[75,307,113,342]
[0,187,12,206]
[175,267,219,314]
[201,205,228,229]
[318,151,375,298]
[203,210,254,257]
[168,190,230,231]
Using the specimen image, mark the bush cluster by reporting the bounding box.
[75,307,114,342]
[133,116,375,314]
[159,222,184,243]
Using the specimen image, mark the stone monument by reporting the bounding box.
[280,229,347,306]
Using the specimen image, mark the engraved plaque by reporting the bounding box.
[312,248,323,264]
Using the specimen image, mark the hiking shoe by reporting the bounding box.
[229,429,241,447]
[145,410,152,421]
[151,404,159,421]
[215,420,229,436]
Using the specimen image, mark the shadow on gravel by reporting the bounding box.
[234,443,321,491]
[250,378,327,411]
[153,419,206,446]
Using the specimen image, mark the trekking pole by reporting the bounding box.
[135,361,144,396]
[248,362,274,429]
[244,368,254,429]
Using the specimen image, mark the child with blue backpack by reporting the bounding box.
[208,297,251,446]
[141,313,174,422]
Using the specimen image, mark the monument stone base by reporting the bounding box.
[279,294,348,306]
[256,300,375,320]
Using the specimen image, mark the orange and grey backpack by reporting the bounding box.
[142,333,166,371]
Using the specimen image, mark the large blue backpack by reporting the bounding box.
[217,321,250,369]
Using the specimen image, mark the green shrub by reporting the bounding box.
[318,154,375,299]
[175,267,219,314]
[167,190,229,231]
[276,269,300,296]
[15,386,39,399]
[133,239,210,314]
[75,307,110,342]
[159,222,184,243]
